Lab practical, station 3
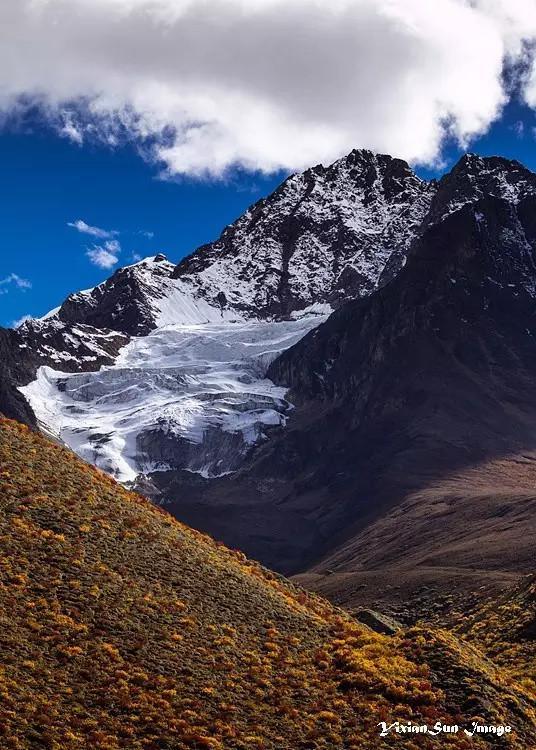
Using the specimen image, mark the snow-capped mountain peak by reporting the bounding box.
[427,153,536,224]
[173,150,435,318]
[27,253,243,342]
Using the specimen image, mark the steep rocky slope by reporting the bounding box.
[0,417,534,749]
[173,152,536,318]
[173,150,434,316]
[0,329,36,426]
[274,194,536,578]
[54,254,244,336]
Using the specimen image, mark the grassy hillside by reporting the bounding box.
[0,418,534,749]
[457,575,535,696]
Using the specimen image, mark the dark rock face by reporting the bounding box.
[0,329,36,426]
[270,196,536,403]
[354,609,401,635]
[58,256,174,336]
[16,321,128,377]
[136,425,258,476]
[425,154,536,226]
[154,187,536,579]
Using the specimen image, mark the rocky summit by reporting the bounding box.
[173,150,435,316]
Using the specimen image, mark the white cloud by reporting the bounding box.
[59,111,84,144]
[1,1,536,176]
[512,120,525,137]
[68,219,118,238]
[86,240,121,269]
[0,273,32,294]
[12,314,33,328]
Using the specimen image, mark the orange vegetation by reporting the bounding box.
[457,574,536,698]
[0,418,534,749]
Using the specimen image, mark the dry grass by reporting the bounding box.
[456,575,536,699]
[0,418,534,749]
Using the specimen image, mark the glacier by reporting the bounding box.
[21,311,328,482]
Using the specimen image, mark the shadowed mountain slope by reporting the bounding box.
[1,417,535,749]
[0,329,36,427]
[270,195,536,577]
[153,192,536,595]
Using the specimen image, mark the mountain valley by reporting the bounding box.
[1,150,536,623]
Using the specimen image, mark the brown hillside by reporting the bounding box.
[0,418,534,749]
[296,455,536,621]
[456,575,536,695]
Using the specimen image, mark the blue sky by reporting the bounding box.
[2,0,536,328]
[0,125,284,327]
[1,98,535,328]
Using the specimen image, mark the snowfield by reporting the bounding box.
[21,312,328,482]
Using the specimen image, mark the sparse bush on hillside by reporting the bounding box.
[0,418,534,749]
[455,576,536,700]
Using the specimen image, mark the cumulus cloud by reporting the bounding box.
[1,1,536,176]
[68,219,118,238]
[86,240,121,269]
[0,273,32,294]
